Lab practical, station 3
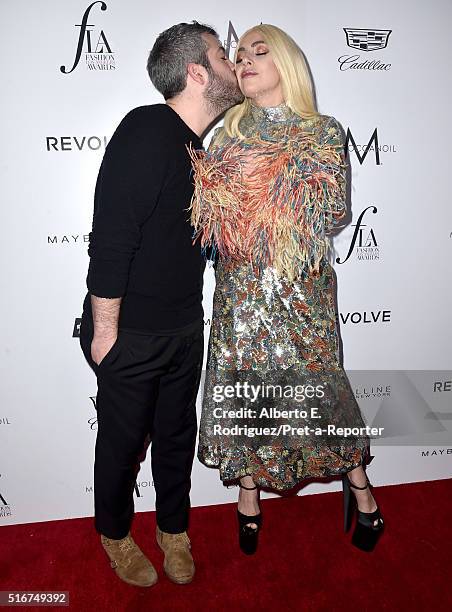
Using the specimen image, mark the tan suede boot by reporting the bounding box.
[101,533,158,587]
[156,526,195,584]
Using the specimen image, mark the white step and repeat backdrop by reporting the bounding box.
[1,0,451,525]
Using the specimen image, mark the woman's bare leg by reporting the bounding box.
[237,475,260,529]
[347,465,379,525]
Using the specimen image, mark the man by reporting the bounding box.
[79,21,243,587]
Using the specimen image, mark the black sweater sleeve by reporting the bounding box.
[86,107,166,297]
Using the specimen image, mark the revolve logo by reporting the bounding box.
[46,136,108,151]
[338,28,392,71]
[433,380,452,393]
[60,1,115,74]
[337,310,391,325]
[336,206,379,264]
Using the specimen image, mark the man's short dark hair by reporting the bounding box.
[147,21,218,100]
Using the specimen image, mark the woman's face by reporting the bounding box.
[235,31,284,106]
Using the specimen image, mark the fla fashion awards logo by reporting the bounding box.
[60,1,115,73]
[336,206,380,264]
[339,28,392,71]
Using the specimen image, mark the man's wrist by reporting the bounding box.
[92,331,117,341]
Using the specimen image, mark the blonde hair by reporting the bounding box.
[223,24,319,139]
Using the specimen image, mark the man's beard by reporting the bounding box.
[203,69,244,117]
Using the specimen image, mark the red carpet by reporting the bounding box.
[1,478,451,611]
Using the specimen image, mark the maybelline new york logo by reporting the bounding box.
[339,28,392,71]
[336,206,379,264]
[48,234,90,246]
[354,383,391,400]
[60,1,115,73]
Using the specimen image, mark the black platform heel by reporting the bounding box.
[342,472,384,552]
[237,481,262,555]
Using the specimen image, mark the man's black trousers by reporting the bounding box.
[79,312,204,539]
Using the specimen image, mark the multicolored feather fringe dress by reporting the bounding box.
[189,102,370,490]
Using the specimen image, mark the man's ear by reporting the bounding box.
[187,63,209,86]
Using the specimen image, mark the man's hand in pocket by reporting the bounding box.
[91,335,117,366]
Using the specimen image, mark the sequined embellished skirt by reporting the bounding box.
[198,258,369,491]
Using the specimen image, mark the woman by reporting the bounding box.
[189,24,384,554]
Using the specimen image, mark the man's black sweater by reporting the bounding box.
[83,104,205,334]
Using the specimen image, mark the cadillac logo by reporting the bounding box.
[344,28,392,52]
